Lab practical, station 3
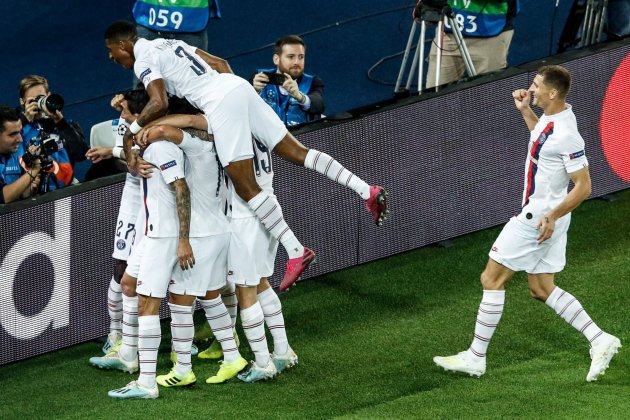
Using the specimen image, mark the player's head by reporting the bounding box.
[120,88,149,123]
[273,35,306,79]
[529,65,571,108]
[0,105,23,155]
[104,21,138,70]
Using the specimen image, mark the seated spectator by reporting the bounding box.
[0,105,42,204]
[19,75,87,191]
[252,35,324,126]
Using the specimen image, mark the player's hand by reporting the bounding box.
[252,72,269,92]
[111,94,125,112]
[137,158,153,178]
[512,89,531,111]
[282,73,301,100]
[536,214,556,243]
[85,146,113,163]
[178,239,195,270]
[126,148,139,176]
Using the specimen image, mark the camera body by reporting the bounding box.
[414,0,452,22]
[262,72,287,85]
[22,128,63,173]
[33,93,65,115]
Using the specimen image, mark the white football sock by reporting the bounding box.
[257,287,288,356]
[546,286,604,344]
[240,302,270,368]
[107,277,123,336]
[168,303,194,375]
[220,282,238,329]
[248,192,303,259]
[199,297,240,362]
[137,315,161,389]
[304,149,370,199]
[119,294,138,362]
[468,290,505,359]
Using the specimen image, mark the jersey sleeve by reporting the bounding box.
[151,141,186,185]
[134,53,163,88]
[560,132,588,173]
[178,131,210,156]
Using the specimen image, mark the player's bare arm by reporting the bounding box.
[512,89,538,131]
[143,125,184,145]
[123,79,169,173]
[536,166,591,243]
[172,178,194,270]
[195,49,233,74]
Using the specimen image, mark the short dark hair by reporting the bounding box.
[538,65,571,99]
[0,105,22,133]
[122,88,149,114]
[274,35,305,56]
[104,20,138,42]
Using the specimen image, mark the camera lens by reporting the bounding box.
[35,94,65,114]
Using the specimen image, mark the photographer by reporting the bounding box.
[252,35,324,127]
[423,0,519,89]
[0,105,42,204]
[19,75,84,192]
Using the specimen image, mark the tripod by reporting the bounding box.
[395,4,476,95]
[581,0,608,46]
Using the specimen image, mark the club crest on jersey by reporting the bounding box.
[116,239,126,250]
[160,160,177,170]
[569,150,585,159]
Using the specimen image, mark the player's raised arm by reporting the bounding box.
[512,88,538,132]
[195,49,233,74]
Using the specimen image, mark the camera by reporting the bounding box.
[33,93,65,115]
[22,129,63,174]
[262,72,287,85]
[414,0,451,22]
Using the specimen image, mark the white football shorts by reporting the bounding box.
[135,237,178,298]
[111,181,141,260]
[170,234,230,297]
[230,216,278,278]
[227,230,262,287]
[206,83,287,167]
[489,216,570,274]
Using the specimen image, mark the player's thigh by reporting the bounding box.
[244,86,287,151]
[170,234,230,296]
[136,237,178,298]
[231,216,278,278]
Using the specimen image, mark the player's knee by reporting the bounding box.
[273,134,308,166]
[480,270,501,290]
[528,285,550,302]
[113,259,127,284]
[120,273,137,297]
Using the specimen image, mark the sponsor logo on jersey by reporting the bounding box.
[116,239,126,250]
[569,150,585,159]
[160,160,177,170]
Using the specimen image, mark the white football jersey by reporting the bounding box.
[141,141,186,238]
[229,137,275,219]
[113,117,142,214]
[516,104,589,227]
[178,131,231,236]
[133,38,245,115]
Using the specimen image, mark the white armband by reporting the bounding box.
[112,146,124,159]
[129,120,142,134]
